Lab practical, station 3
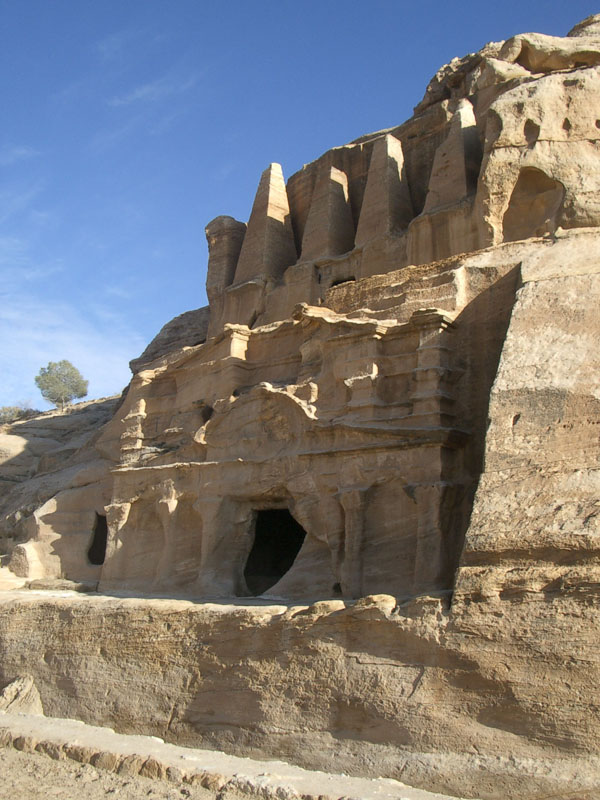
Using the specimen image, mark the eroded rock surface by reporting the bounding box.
[0,398,120,580]
[1,15,599,800]
[0,676,44,715]
[130,307,210,374]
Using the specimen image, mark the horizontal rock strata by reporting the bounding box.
[1,15,600,800]
[0,588,599,800]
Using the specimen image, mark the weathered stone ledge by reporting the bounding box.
[1,589,599,799]
[0,711,455,800]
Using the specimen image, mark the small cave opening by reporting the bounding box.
[87,513,108,566]
[198,403,213,424]
[330,276,356,288]
[243,509,306,596]
[524,118,540,147]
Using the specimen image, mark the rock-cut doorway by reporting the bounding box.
[87,513,108,566]
[243,509,306,596]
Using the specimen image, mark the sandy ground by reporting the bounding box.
[0,746,229,800]
[0,712,458,800]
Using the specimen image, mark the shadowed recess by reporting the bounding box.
[503,168,565,241]
[243,509,306,596]
[87,513,108,566]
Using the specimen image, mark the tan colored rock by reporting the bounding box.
[0,592,599,799]
[471,56,531,94]
[355,134,413,245]
[205,215,247,295]
[205,215,247,337]
[0,429,60,483]
[406,100,483,265]
[196,771,226,791]
[129,306,210,373]
[1,15,600,800]
[0,398,117,489]
[165,764,186,783]
[233,163,297,285]
[475,67,600,245]
[568,13,600,38]
[0,728,13,747]
[0,399,118,582]
[117,753,146,776]
[90,750,122,771]
[286,142,372,257]
[499,30,600,72]
[12,734,37,752]
[63,743,96,763]
[0,676,44,716]
[35,739,66,760]
[300,165,355,260]
[422,100,480,213]
[414,45,501,115]
[139,755,167,779]
[4,711,454,799]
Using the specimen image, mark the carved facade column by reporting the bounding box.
[412,481,447,595]
[193,497,252,597]
[98,501,132,588]
[153,479,179,589]
[338,488,367,598]
[409,309,456,428]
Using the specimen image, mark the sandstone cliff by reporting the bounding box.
[1,15,599,800]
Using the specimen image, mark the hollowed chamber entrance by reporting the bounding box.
[87,513,108,566]
[244,509,306,596]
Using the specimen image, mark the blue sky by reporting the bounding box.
[1,1,597,408]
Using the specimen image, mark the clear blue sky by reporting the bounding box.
[1,1,596,408]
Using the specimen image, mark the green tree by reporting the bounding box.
[35,360,88,411]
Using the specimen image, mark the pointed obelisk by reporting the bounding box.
[355,134,414,246]
[233,163,297,284]
[300,165,355,261]
[422,99,481,213]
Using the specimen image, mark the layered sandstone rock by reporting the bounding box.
[129,307,210,374]
[0,398,120,580]
[0,590,599,799]
[1,15,599,800]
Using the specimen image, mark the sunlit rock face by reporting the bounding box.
[1,16,600,800]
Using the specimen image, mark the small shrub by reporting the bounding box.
[0,406,39,424]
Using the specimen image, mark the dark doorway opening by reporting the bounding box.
[244,509,306,596]
[88,513,108,566]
